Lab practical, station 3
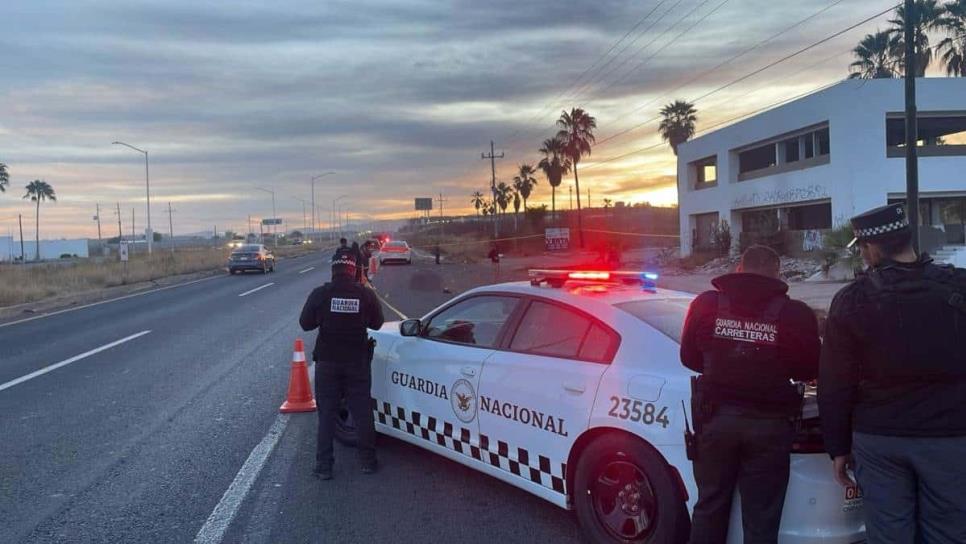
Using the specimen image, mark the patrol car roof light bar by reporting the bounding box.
[528,269,658,291]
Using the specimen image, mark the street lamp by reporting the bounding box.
[293,196,309,234]
[333,194,348,240]
[311,171,335,242]
[254,186,278,247]
[112,141,152,255]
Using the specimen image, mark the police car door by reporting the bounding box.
[477,298,617,497]
[385,294,522,460]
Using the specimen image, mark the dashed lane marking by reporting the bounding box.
[0,330,152,393]
[193,413,291,544]
[298,267,315,274]
[238,283,275,297]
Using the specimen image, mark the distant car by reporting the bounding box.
[339,270,864,544]
[379,240,412,265]
[228,244,275,274]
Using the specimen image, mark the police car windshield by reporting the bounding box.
[615,298,692,344]
[385,242,407,248]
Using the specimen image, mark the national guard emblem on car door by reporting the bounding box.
[451,379,477,423]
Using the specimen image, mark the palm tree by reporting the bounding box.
[0,161,8,193]
[849,30,899,79]
[603,198,613,209]
[512,191,521,232]
[471,191,486,217]
[538,136,571,224]
[889,0,944,76]
[937,0,966,76]
[23,180,56,261]
[556,108,596,248]
[511,163,538,212]
[658,100,698,156]
[495,182,512,219]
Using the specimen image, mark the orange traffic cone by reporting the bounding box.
[280,338,317,413]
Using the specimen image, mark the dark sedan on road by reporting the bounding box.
[228,244,276,274]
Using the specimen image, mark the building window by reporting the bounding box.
[692,212,719,251]
[887,113,966,157]
[786,202,832,230]
[736,123,830,181]
[738,145,777,175]
[690,156,717,189]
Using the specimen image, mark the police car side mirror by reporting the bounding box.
[400,319,422,337]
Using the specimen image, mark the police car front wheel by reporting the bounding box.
[574,434,689,544]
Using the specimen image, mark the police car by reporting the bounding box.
[338,270,865,543]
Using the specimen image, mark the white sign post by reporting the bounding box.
[119,243,129,262]
[545,227,571,251]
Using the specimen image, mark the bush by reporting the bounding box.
[821,223,862,274]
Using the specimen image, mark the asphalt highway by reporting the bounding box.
[0,250,584,543]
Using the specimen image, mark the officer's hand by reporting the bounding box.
[832,455,856,488]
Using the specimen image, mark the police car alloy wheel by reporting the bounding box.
[574,434,688,544]
[335,397,358,447]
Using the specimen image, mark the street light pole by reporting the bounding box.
[293,197,309,234]
[903,0,920,252]
[112,141,152,254]
[333,195,348,240]
[311,172,335,243]
[255,186,278,248]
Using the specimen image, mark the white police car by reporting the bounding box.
[338,270,865,543]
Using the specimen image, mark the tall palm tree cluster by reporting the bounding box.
[0,160,58,261]
[849,0,966,79]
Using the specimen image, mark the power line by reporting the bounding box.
[583,1,898,159]
[595,0,847,147]
[505,0,675,144]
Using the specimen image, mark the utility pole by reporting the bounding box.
[18,214,24,263]
[903,0,920,252]
[94,203,102,243]
[167,202,175,253]
[131,208,135,243]
[436,192,448,236]
[481,140,504,238]
[569,185,574,210]
[116,202,123,241]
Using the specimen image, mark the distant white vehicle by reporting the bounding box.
[378,240,412,265]
[340,270,864,544]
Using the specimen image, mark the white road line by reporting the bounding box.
[370,288,408,320]
[238,283,274,297]
[0,275,221,330]
[193,413,290,544]
[297,267,315,274]
[0,330,152,393]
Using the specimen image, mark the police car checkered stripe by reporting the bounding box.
[374,401,567,494]
[855,218,908,238]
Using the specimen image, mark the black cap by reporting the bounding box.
[331,253,357,275]
[848,203,910,248]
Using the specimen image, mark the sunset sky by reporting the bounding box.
[0,0,913,238]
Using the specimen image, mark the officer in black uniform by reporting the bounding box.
[819,203,966,543]
[332,238,353,261]
[680,245,820,544]
[299,253,385,480]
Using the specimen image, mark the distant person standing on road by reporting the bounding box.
[680,245,820,544]
[332,238,352,262]
[819,203,966,543]
[300,254,385,480]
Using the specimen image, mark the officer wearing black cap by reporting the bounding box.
[681,245,820,544]
[300,253,385,480]
[819,202,966,543]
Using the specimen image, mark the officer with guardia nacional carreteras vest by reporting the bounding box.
[819,202,966,543]
[680,244,820,544]
[300,253,384,480]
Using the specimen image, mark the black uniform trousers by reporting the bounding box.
[689,406,794,544]
[315,357,376,469]
[853,432,966,544]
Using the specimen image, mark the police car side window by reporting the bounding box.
[423,295,518,348]
[509,301,597,360]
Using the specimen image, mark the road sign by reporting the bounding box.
[119,243,129,262]
[414,198,433,211]
[261,218,283,225]
[545,227,570,251]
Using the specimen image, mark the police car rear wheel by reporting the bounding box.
[574,435,687,543]
[334,397,358,447]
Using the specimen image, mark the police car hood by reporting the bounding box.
[711,273,788,303]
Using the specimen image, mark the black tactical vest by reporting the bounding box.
[318,281,369,351]
[860,263,966,381]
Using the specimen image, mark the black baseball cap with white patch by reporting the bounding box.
[847,202,910,248]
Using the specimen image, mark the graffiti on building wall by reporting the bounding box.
[803,229,823,251]
[733,185,829,209]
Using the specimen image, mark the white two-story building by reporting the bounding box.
[677,78,966,266]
